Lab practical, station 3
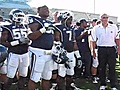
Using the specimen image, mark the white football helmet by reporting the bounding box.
[9,9,25,23]
[57,10,74,21]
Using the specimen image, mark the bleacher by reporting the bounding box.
[0,1,118,24]
[50,8,118,23]
[0,1,36,19]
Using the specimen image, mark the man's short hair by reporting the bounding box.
[100,13,108,18]
[92,19,97,23]
[37,5,48,11]
[76,19,87,26]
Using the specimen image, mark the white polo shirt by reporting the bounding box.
[91,23,119,47]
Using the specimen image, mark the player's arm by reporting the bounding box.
[76,30,88,41]
[91,27,97,58]
[1,28,30,47]
[54,30,61,41]
[72,30,78,51]
[91,41,96,55]
[1,30,11,47]
[28,22,45,40]
[115,35,120,55]
[73,31,81,58]
[114,24,120,55]
[73,29,78,50]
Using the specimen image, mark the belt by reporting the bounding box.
[29,46,52,55]
[98,46,115,48]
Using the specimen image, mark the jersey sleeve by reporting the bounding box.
[27,16,35,24]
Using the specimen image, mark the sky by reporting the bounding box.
[28,0,120,22]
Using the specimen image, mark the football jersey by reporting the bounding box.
[28,15,54,50]
[1,23,29,54]
[55,24,75,52]
[75,27,90,52]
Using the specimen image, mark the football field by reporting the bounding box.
[7,59,120,90]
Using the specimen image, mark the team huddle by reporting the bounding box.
[0,5,119,90]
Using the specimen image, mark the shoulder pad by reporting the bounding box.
[27,14,41,24]
[1,24,12,31]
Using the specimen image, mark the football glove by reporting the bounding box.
[52,43,69,64]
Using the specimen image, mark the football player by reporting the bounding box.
[53,10,80,90]
[1,9,30,90]
[50,11,62,90]
[27,5,55,90]
[90,19,99,83]
[0,16,10,90]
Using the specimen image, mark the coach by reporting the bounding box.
[91,13,119,90]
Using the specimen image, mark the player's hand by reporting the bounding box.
[39,23,50,33]
[19,36,30,44]
[117,47,120,55]
[39,24,55,33]
[92,50,96,59]
[39,27,47,33]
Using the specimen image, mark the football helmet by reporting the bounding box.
[0,45,8,63]
[9,9,25,23]
[57,10,74,21]
[52,44,69,64]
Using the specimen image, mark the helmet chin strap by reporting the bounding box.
[65,19,67,27]
[61,18,68,27]
[64,18,71,27]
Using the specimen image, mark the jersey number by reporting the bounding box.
[12,29,27,39]
[66,31,72,41]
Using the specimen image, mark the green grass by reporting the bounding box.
[74,59,120,90]
[5,59,120,90]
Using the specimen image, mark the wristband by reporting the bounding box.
[53,41,62,45]
[74,50,81,58]
[10,40,19,46]
[39,27,46,33]
[44,50,52,55]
